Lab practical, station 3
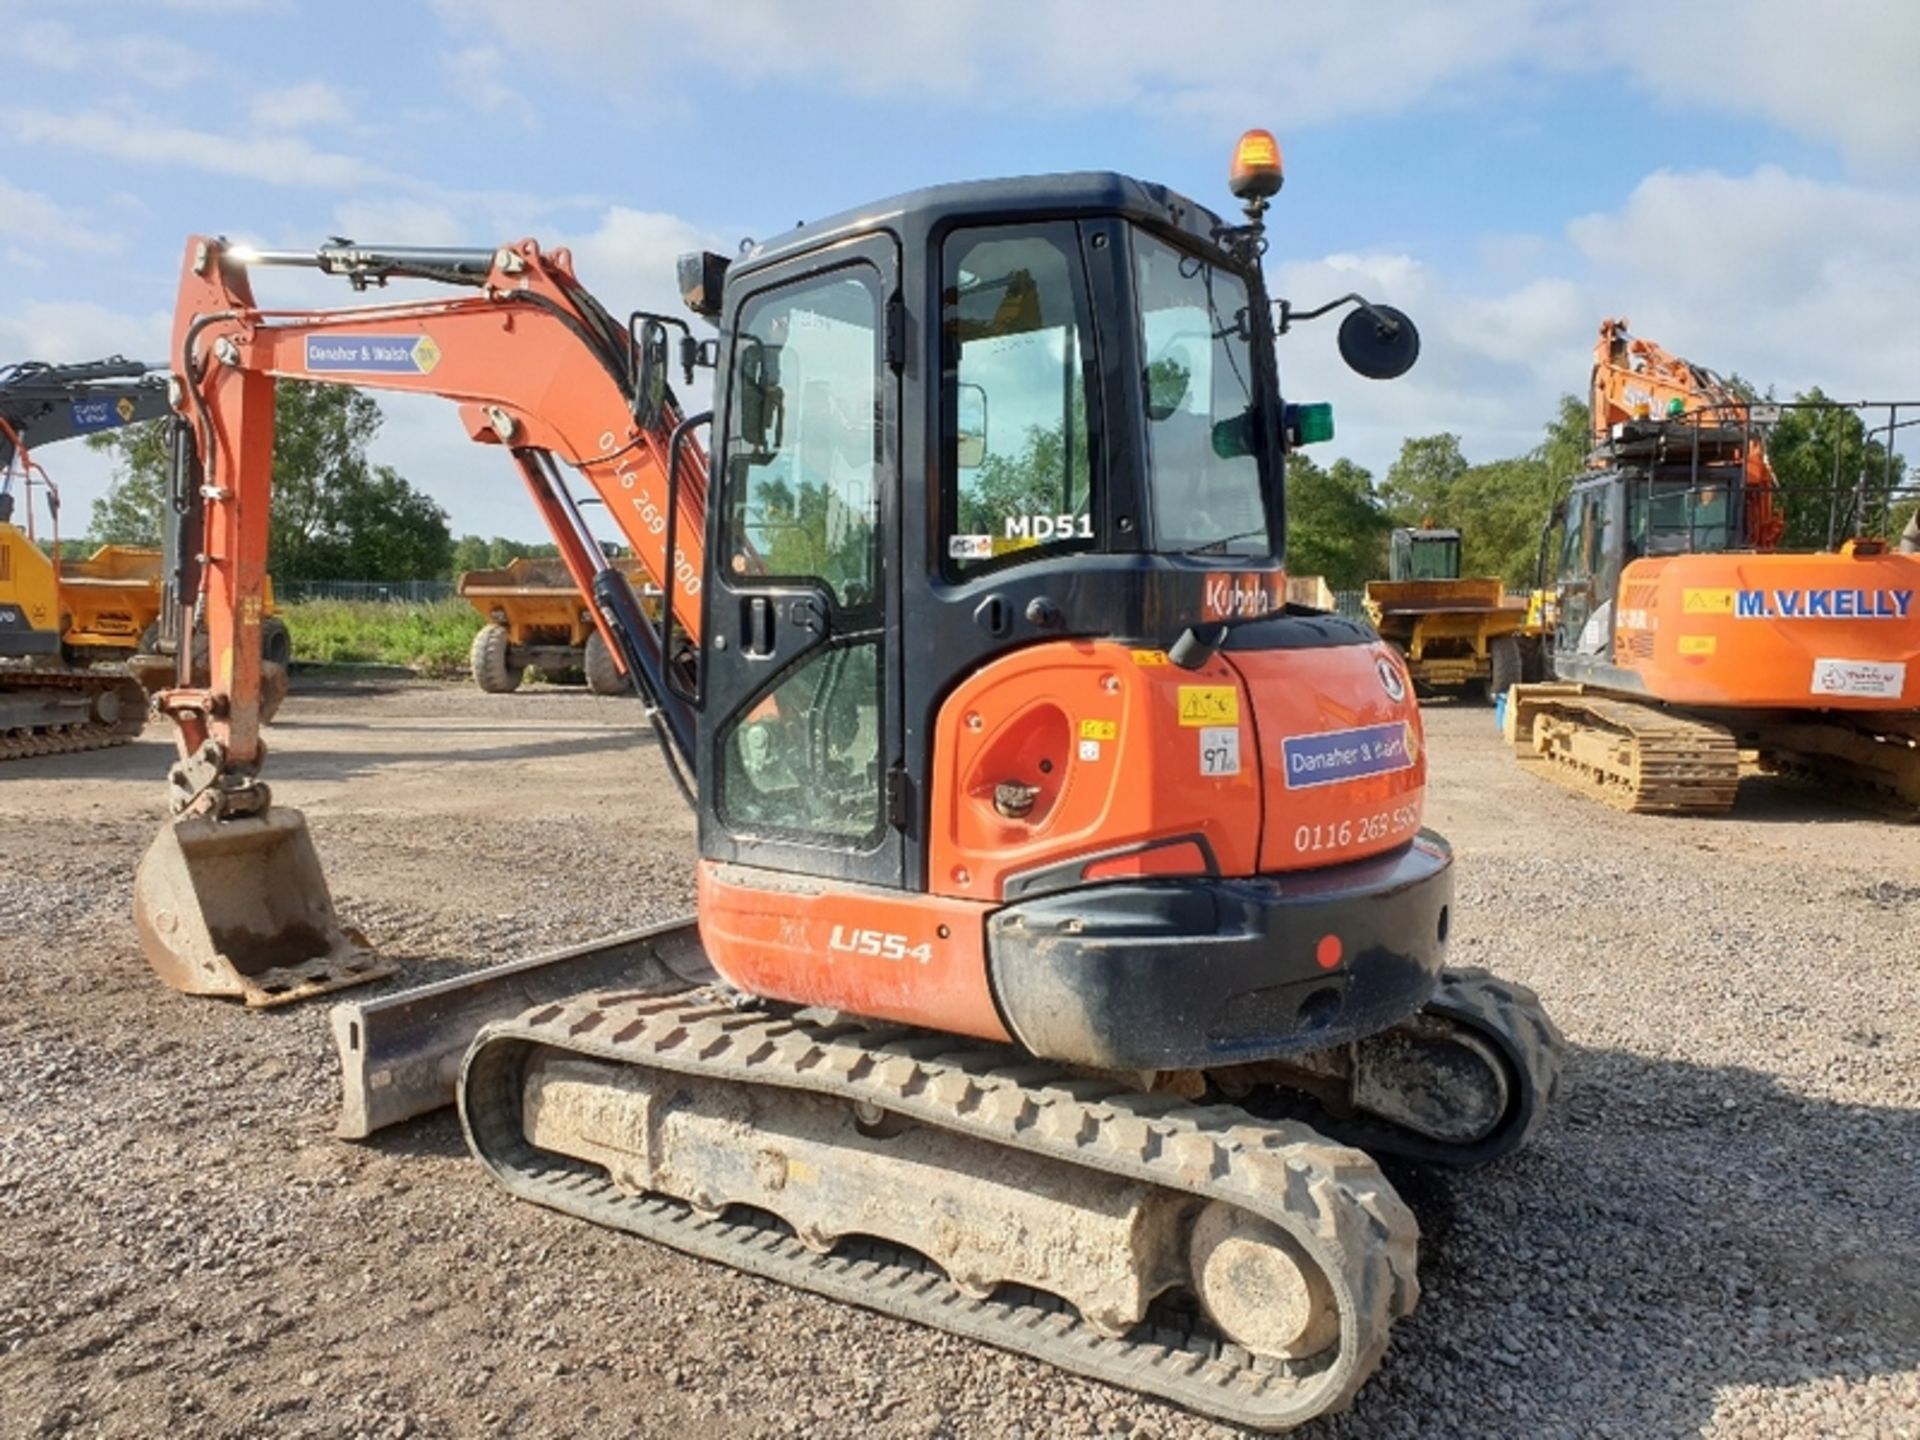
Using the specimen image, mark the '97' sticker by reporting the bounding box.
[1200,726,1240,776]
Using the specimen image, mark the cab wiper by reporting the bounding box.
[1180,528,1265,556]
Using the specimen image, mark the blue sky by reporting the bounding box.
[4,0,1917,541]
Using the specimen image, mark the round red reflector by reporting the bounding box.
[1315,934,1343,970]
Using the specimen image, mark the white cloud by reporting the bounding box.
[0,301,168,372]
[435,0,1920,168]
[3,106,393,189]
[0,180,121,254]
[249,81,352,131]
[1568,167,1920,401]
[441,47,536,125]
[432,0,1546,128]
[14,17,207,88]
[328,198,468,247]
[1599,0,1920,168]
[563,206,727,313]
[0,301,171,529]
[1268,160,1920,485]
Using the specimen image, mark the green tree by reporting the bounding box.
[449,534,566,577]
[1367,399,1592,588]
[87,382,452,581]
[1765,387,1908,548]
[85,418,171,545]
[1284,453,1391,588]
[1380,433,1469,522]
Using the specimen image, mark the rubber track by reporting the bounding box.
[1272,969,1565,1167]
[461,991,1421,1432]
[0,668,146,762]
[1528,695,1739,813]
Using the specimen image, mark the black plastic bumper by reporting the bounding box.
[985,832,1453,1069]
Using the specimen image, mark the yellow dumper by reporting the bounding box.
[458,556,653,695]
[1364,527,1543,700]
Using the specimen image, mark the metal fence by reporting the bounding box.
[279,579,457,604]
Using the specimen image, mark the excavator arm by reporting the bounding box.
[1589,316,1782,547]
[0,358,171,530]
[136,235,712,1005]
[164,235,710,796]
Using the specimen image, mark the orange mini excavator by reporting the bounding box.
[1507,318,1920,813]
[132,136,1561,1430]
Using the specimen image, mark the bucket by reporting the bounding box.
[133,807,393,1006]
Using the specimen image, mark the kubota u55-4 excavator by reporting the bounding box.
[1506,318,1920,813]
[132,135,1562,1429]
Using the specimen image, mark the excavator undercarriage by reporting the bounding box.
[460,966,1558,1431]
[1507,683,1920,817]
[0,664,147,760]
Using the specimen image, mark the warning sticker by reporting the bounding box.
[1079,718,1117,742]
[1811,658,1906,699]
[305,334,443,375]
[1677,634,1716,655]
[1199,726,1240,776]
[948,534,993,560]
[1177,686,1239,727]
[1130,650,1169,666]
[1682,588,1735,615]
[1077,738,1102,762]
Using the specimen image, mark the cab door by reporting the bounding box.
[1554,479,1621,659]
[697,237,904,888]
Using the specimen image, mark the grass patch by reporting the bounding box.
[282,598,481,676]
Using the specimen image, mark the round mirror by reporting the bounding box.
[1338,304,1420,380]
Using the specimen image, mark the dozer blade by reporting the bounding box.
[133,806,394,1006]
[330,919,708,1139]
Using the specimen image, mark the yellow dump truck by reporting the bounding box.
[458,556,653,695]
[1364,526,1544,700]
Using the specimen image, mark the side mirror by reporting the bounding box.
[634,318,670,432]
[736,337,784,461]
[1338,304,1420,380]
[956,383,988,469]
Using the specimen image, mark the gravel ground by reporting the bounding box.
[0,676,1916,1440]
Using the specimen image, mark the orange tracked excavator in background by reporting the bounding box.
[133,135,1563,1430]
[1506,318,1920,813]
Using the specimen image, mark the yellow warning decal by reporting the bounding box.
[240,595,264,625]
[412,336,443,374]
[115,396,137,423]
[1130,650,1169,666]
[1079,718,1117,742]
[1677,634,1717,655]
[1682,588,1735,615]
[1177,686,1239,727]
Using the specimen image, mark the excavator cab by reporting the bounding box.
[1388,526,1462,582]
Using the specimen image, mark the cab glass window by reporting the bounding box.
[941,227,1096,574]
[723,269,881,612]
[1133,230,1269,557]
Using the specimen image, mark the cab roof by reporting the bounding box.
[733,171,1235,278]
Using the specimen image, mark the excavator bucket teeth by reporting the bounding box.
[133,807,393,1007]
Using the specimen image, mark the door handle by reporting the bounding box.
[745,596,774,656]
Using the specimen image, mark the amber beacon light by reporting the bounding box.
[1229,128,1285,202]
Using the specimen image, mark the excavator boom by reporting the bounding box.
[138,236,710,1004]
